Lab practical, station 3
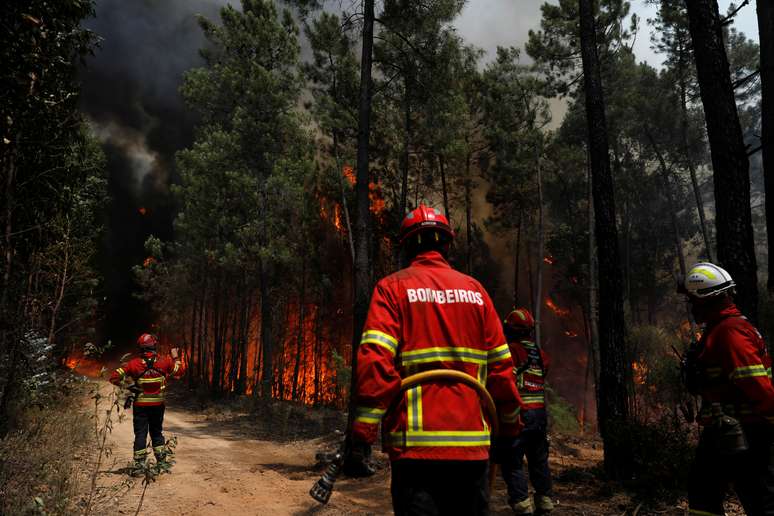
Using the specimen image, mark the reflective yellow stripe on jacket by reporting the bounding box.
[487,343,511,364]
[730,364,769,380]
[388,430,491,447]
[354,406,386,424]
[360,330,398,355]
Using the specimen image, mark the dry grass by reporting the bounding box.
[0,380,93,515]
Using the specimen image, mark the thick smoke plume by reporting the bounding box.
[80,0,229,346]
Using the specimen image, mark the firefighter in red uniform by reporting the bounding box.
[680,263,774,515]
[349,204,523,515]
[497,308,553,515]
[109,333,185,473]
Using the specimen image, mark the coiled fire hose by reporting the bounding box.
[309,369,499,504]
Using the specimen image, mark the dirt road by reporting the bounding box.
[94,393,392,515]
[87,383,682,516]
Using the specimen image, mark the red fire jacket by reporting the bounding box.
[510,340,551,410]
[351,250,523,461]
[109,352,185,406]
[696,304,774,426]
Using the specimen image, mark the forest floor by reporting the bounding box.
[78,381,746,516]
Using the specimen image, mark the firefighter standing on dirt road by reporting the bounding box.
[679,262,774,515]
[348,204,524,515]
[110,333,185,474]
[495,308,554,515]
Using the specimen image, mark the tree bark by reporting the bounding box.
[439,154,450,219]
[685,0,758,321]
[757,0,774,292]
[679,73,714,262]
[534,143,545,347]
[349,0,375,425]
[48,218,71,345]
[514,210,523,307]
[291,258,306,401]
[646,129,687,276]
[400,88,412,217]
[465,152,473,275]
[579,0,631,480]
[259,261,273,397]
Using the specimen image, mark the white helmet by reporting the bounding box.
[684,262,736,298]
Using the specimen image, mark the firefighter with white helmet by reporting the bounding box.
[679,262,774,515]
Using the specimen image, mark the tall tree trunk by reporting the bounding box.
[292,258,306,401]
[48,218,71,345]
[587,151,601,403]
[685,0,758,321]
[349,0,374,426]
[534,143,545,347]
[758,0,774,292]
[439,154,450,219]
[646,129,687,275]
[579,0,631,480]
[465,153,473,275]
[400,88,412,216]
[260,261,273,397]
[679,74,714,262]
[513,210,523,307]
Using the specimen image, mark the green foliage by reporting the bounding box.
[627,324,691,418]
[546,385,581,434]
[526,0,637,95]
[1,0,104,437]
[605,416,694,500]
[331,349,350,400]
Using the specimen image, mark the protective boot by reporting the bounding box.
[510,497,534,515]
[534,494,554,515]
[153,445,172,473]
[131,449,148,477]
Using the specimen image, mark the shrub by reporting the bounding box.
[0,380,93,515]
[606,415,696,501]
[546,385,580,434]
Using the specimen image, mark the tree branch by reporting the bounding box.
[721,0,751,26]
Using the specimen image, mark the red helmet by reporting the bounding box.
[504,308,535,331]
[399,204,454,245]
[137,333,158,350]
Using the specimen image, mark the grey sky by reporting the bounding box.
[454,0,761,67]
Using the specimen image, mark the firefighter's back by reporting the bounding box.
[376,252,510,461]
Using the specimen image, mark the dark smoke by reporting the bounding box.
[80,0,230,347]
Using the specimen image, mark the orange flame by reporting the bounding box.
[564,330,578,338]
[143,256,156,268]
[545,298,571,317]
[632,360,648,385]
[63,350,105,378]
[343,165,356,186]
[138,207,147,216]
[543,255,555,265]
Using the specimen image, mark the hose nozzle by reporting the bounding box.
[309,452,343,504]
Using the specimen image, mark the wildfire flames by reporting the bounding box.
[138,207,147,215]
[543,255,555,265]
[63,350,105,377]
[320,165,387,235]
[564,330,578,338]
[545,297,571,318]
[632,360,648,386]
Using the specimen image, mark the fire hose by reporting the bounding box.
[309,369,499,504]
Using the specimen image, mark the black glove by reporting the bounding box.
[342,438,375,478]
